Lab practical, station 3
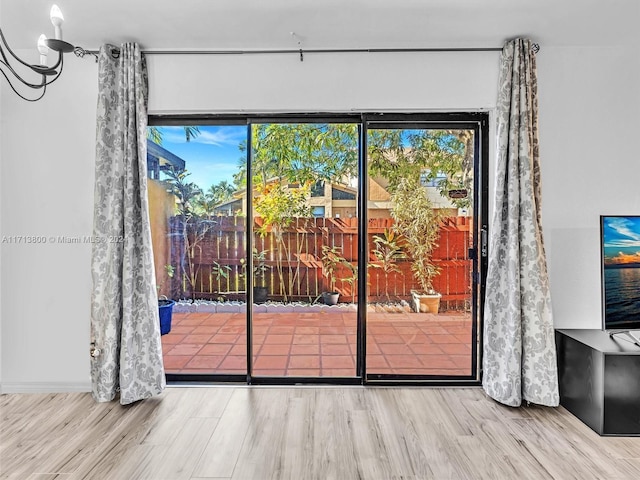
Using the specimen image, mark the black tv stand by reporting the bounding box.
[556,329,640,436]
[609,330,640,348]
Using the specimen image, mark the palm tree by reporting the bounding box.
[147,126,201,145]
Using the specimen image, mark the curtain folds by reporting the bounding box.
[482,38,559,407]
[90,43,165,404]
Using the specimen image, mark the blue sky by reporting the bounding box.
[603,216,640,265]
[157,125,246,190]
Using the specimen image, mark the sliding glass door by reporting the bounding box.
[149,113,487,385]
[363,116,485,382]
[248,121,360,379]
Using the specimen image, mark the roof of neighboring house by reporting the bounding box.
[147,139,186,172]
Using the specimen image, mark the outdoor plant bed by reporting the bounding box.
[172,299,358,314]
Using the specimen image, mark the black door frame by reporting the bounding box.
[152,112,488,386]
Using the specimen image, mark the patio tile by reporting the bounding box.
[170,326,197,335]
[429,334,461,344]
[165,311,474,378]
[287,369,321,377]
[163,355,192,369]
[182,334,213,344]
[178,317,208,326]
[185,355,224,369]
[264,334,294,344]
[453,334,472,344]
[439,343,472,355]
[366,343,381,354]
[319,326,347,335]
[253,356,289,369]
[385,355,423,369]
[419,326,449,335]
[320,335,348,344]
[271,317,299,326]
[290,344,320,355]
[365,355,389,369]
[295,326,320,335]
[378,344,414,355]
[320,344,351,356]
[321,369,355,377]
[410,344,444,355]
[199,344,232,356]
[321,355,355,369]
[417,355,457,369]
[219,325,247,334]
[368,326,398,335]
[399,333,431,344]
[288,355,320,369]
[202,316,231,326]
[259,344,291,355]
[218,355,247,369]
[269,326,296,334]
[253,369,287,376]
[450,355,473,368]
[161,334,187,345]
[166,344,204,356]
[371,334,405,344]
[191,326,220,335]
[229,344,248,355]
[210,333,240,343]
[293,334,318,345]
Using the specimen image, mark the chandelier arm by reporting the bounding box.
[42,55,64,86]
[0,66,47,102]
[0,28,48,72]
[0,59,47,89]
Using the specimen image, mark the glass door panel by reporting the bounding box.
[148,124,248,376]
[249,122,359,378]
[365,126,476,379]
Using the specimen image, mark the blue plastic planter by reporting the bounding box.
[158,299,175,335]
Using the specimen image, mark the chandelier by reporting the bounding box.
[0,5,89,102]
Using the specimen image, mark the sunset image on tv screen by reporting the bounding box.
[602,216,640,326]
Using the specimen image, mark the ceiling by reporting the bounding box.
[2,0,638,52]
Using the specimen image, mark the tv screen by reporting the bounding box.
[601,215,640,331]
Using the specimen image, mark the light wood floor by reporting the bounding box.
[1,387,639,479]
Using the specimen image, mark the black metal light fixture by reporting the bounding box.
[0,4,83,102]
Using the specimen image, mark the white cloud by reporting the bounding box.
[158,126,245,147]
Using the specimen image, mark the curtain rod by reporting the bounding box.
[140,47,504,54]
[79,46,509,60]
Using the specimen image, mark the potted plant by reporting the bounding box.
[158,265,175,335]
[390,177,442,313]
[321,245,343,305]
[240,248,270,304]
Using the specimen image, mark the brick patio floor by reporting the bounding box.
[162,309,474,378]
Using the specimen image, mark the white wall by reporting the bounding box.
[538,46,640,328]
[0,0,3,392]
[1,53,97,391]
[1,41,639,389]
[148,51,499,112]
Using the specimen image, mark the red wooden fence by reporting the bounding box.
[169,216,472,311]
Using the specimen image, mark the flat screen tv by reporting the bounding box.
[601,215,640,346]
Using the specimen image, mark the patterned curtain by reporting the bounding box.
[90,43,165,404]
[482,38,559,407]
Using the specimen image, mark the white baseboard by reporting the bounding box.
[0,382,91,394]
